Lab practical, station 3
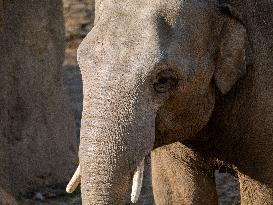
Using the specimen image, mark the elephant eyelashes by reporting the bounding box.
[153,70,179,93]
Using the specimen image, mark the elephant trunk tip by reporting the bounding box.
[66,158,146,203]
[131,158,145,204]
[66,165,81,193]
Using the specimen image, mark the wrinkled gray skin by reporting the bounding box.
[77,0,273,204]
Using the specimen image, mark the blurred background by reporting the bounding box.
[0,0,240,204]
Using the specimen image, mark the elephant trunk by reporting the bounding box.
[77,80,155,204]
[71,17,158,202]
[67,158,145,203]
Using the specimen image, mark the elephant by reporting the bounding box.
[67,0,273,204]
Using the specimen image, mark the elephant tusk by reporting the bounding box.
[66,165,81,193]
[131,158,145,203]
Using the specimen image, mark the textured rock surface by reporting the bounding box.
[0,0,78,201]
[63,0,95,40]
[63,0,95,66]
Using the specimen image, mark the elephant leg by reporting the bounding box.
[232,136,273,205]
[238,173,273,205]
[151,142,218,205]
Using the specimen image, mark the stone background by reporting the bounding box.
[0,1,78,204]
[63,0,95,66]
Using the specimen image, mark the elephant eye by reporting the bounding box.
[153,70,178,93]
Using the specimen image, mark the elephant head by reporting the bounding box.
[67,0,247,204]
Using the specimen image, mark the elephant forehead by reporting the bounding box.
[98,0,218,23]
[78,21,161,81]
[96,0,219,55]
[78,0,219,80]
[96,0,218,32]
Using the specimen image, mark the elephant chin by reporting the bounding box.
[66,157,147,204]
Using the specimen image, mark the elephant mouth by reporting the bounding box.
[66,156,147,204]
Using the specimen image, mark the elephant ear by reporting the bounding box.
[214,12,247,94]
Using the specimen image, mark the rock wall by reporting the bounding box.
[0,0,78,201]
[63,0,95,66]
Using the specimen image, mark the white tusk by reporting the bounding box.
[131,159,145,204]
[66,165,81,193]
